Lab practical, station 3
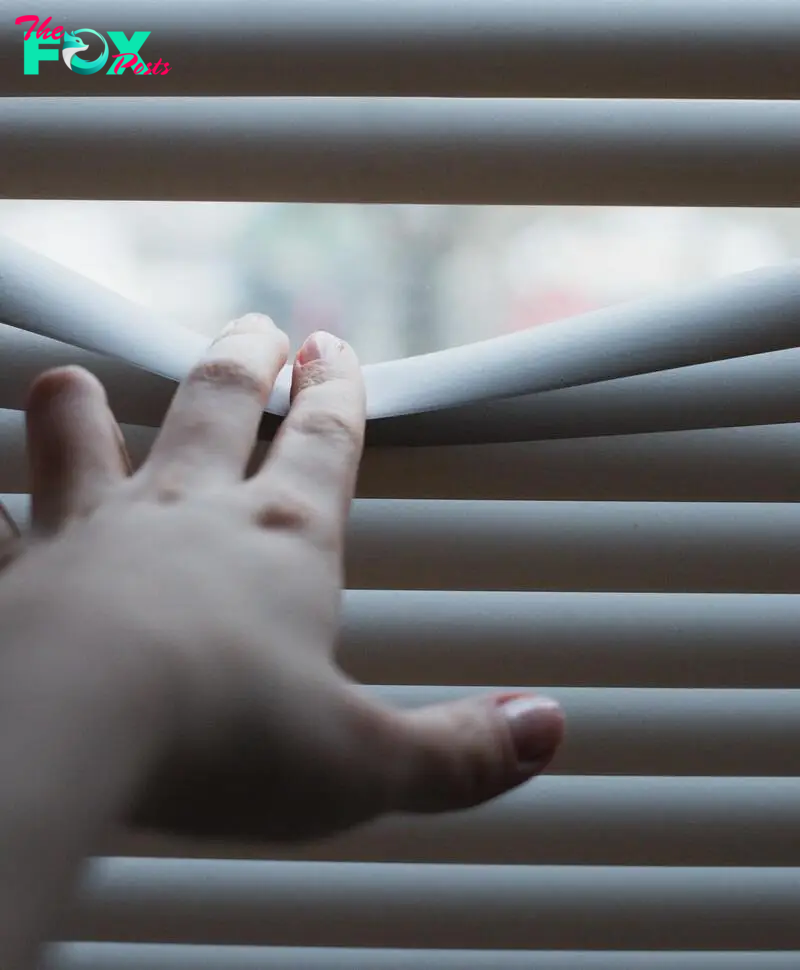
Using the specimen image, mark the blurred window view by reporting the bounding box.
[0,201,796,363]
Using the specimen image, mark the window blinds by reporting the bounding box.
[1,2,799,967]
[2,0,800,99]
[5,97,800,206]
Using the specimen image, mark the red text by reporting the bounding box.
[111,54,170,75]
[15,14,64,41]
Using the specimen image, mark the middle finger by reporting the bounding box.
[145,315,289,490]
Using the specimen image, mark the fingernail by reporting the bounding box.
[297,331,341,366]
[500,695,564,769]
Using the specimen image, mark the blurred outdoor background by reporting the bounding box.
[1,201,798,363]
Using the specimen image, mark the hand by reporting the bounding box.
[0,315,564,845]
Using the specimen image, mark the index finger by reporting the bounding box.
[246,331,366,539]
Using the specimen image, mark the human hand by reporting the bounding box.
[0,315,564,845]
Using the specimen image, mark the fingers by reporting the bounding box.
[246,331,365,546]
[26,366,129,535]
[359,691,565,815]
[144,315,289,491]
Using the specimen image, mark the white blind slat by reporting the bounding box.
[339,590,800,688]
[44,944,800,970]
[4,0,800,99]
[378,349,800,445]
[6,98,800,205]
[345,500,800,591]
[358,425,800,501]
[0,325,176,426]
[0,237,206,385]
[66,859,800,949]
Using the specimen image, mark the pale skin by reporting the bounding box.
[0,315,564,970]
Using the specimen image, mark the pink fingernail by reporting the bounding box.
[499,695,564,768]
[297,331,341,365]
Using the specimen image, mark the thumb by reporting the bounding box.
[380,692,565,814]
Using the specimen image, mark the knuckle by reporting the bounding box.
[409,702,510,812]
[132,468,187,505]
[296,407,362,454]
[188,358,267,399]
[256,491,321,535]
[154,483,186,505]
[254,488,340,551]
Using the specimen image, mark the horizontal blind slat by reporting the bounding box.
[44,944,800,970]
[345,500,800,592]
[117,776,800,867]
[6,98,800,205]
[5,0,800,99]
[339,590,800,687]
[0,238,206,383]
[0,325,176,426]
[358,425,800,501]
[372,349,800,445]
[66,859,800,949]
